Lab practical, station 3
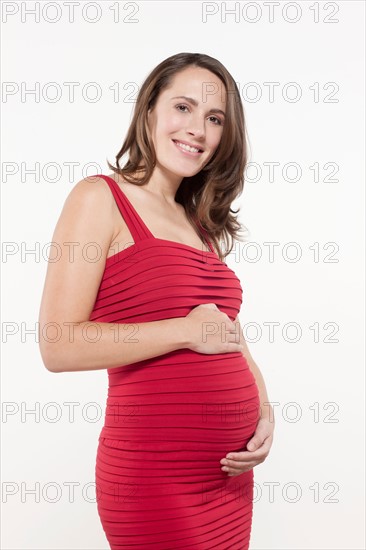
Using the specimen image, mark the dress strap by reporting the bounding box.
[92,174,154,243]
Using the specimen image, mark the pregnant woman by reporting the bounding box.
[39,52,274,549]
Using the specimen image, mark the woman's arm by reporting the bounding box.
[39,318,189,374]
[234,315,274,422]
[38,177,189,373]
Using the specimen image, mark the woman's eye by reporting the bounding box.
[175,105,222,125]
[208,116,222,125]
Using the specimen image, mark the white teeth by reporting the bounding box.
[175,140,201,153]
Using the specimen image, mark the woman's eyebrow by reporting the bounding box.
[171,95,226,118]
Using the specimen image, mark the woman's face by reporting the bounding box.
[147,66,227,181]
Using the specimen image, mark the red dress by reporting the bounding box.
[90,174,260,549]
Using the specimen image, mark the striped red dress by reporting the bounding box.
[90,174,260,549]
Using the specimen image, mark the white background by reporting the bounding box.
[1,1,365,549]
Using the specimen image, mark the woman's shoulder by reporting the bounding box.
[59,175,121,227]
[69,173,118,202]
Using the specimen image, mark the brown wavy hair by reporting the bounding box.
[107,52,250,261]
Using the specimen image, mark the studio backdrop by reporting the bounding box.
[1,1,365,549]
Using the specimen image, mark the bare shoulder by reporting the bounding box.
[39,175,118,358]
[66,174,115,209]
[61,174,121,232]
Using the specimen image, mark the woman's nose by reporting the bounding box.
[187,125,205,139]
[186,115,206,138]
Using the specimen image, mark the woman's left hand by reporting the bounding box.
[220,416,275,477]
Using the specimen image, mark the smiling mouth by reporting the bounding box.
[172,140,204,154]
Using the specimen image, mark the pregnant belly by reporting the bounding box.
[101,350,261,453]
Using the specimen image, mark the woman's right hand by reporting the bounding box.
[183,303,244,355]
